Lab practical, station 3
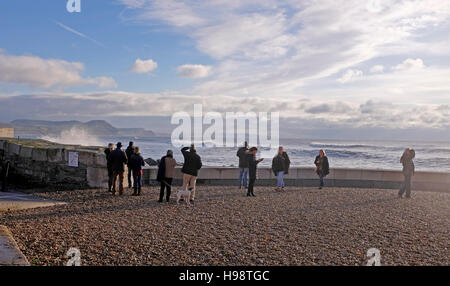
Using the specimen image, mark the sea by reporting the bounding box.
[100,137,450,172]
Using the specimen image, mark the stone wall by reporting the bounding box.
[143,166,450,193]
[0,139,108,190]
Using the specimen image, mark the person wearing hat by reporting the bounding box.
[181,144,202,203]
[399,148,415,199]
[110,142,128,196]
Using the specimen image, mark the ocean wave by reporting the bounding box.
[309,142,381,149]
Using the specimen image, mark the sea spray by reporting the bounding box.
[41,127,104,146]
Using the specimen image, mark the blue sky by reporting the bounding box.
[0,0,214,94]
[1,0,450,139]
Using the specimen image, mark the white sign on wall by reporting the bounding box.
[68,151,79,167]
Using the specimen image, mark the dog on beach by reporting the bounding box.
[176,189,191,205]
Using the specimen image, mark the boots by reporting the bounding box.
[137,188,141,196]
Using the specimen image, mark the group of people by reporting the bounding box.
[105,142,203,203]
[156,145,202,203]
[104,141,145,196]
[104,141,416,201]
[236,142,329,196]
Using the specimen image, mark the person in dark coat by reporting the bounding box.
[129,146,145,196]
[236,141,249,189]
[272,146,291,191]
[181,144,202,203]
[125,141,135,188]
[399,148,415,199]
[110,142,128,195]
[104,143,114,193]
[247,147,264,197]
[157,150,177,203]
[314,149,329,189]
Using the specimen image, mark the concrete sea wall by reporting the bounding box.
[144,166,450,193]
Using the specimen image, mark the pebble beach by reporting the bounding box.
[1,186,448,266]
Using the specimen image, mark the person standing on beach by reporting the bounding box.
[181,144,202,203]
[129,146,145,196]
[236,141,249,189]
[157,150,177,203]
[104,143,114,193]
[125,141,135,188]
[247,147,264,197]
[399,148,415,199]
[272,146,291,192]
[110,142,128,196]
[314,149,329,189]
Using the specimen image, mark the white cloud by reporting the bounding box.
[393,58,425,71]
[370,65,385,73]
[118,0,450,102]
[129,58,158,74]
[194,13,291,59]
[177,64,211,78]
[0,53,117,89]
[337,69,363,83]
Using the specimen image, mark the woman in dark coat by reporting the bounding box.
[247,147,264,197]
[314,149,329,189]
[272,146,290,191]
[399,148,415,199]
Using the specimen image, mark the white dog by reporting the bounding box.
[176,189,191,205]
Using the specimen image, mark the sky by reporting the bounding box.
[1,0,450,140]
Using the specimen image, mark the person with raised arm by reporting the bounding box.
[181,144,202,203]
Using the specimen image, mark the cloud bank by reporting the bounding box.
[1,91,449,131]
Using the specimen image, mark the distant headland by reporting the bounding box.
[0,119,156,139]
